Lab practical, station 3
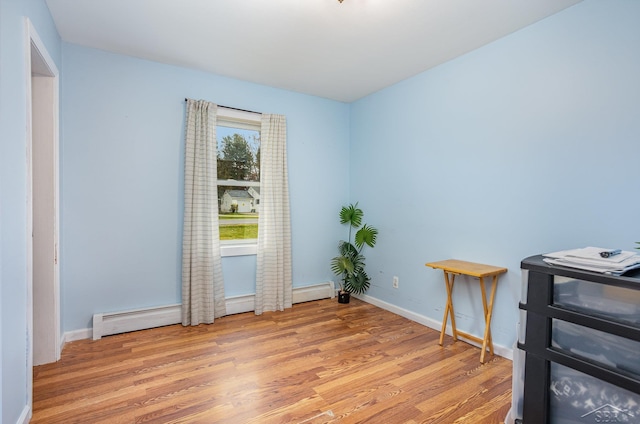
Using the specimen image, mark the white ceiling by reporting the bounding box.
[46,0,582,103]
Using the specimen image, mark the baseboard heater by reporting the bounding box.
[92,281,335,340]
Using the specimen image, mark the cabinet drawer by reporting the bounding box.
[550,362,640,423]
[553,276,640,325]
[552,319,640,377]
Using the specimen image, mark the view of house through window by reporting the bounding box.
[217,122,260,243]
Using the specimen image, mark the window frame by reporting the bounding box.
[216,106,262,257]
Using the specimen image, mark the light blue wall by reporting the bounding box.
[0,0,61,421]
[60,44,350,331]
[350,0,640,349]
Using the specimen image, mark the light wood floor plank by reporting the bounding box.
[33,298,512,423]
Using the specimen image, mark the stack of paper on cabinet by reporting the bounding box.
[543,247,640,275]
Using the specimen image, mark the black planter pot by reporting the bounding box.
[338,291,351,304]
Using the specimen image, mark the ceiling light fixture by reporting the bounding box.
[338,0,344,3]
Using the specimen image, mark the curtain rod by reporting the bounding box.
[184,98,261,115]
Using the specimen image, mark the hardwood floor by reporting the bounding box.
[33,298,513,423]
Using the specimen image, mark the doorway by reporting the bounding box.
[26,17,60,412]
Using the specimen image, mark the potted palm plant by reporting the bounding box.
[331,203,378,303]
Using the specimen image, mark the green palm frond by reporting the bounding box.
[355,224,378,250]
[338,241,358,258]
[345,270,371,294]
[331,255,354,276]
[339,203,363,228]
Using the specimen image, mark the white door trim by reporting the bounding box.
[25,16,60,417]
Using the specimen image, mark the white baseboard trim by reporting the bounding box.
[63,328,93,344]
[16,405,30,424]
[356,293,513,360]
[87,281,335,341]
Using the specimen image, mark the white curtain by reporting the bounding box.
[255,114,292,314]
[181,99,226,325]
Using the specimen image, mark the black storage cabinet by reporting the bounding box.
[518,255,640,423]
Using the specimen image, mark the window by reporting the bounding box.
[216,107,261,255]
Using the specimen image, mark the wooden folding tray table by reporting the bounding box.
[425,259,507,363]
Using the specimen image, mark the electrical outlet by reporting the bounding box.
[392,276,399,289]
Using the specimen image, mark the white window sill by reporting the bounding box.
[221,243,257,257]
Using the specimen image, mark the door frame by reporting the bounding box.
[24,16,60,414]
